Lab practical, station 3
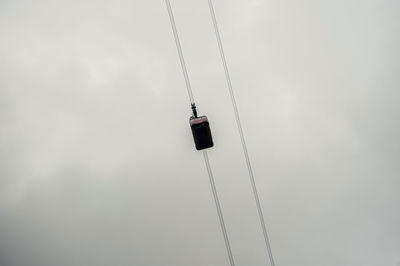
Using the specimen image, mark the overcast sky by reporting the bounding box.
[0,0,399,265]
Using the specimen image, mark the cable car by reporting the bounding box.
[189,104,214,150]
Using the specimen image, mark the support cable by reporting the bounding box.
[203,150,235,266]
[207,1,276,265]
[165,1,235,265]
[165,0,195,104]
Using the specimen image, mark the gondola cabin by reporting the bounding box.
[190,115,214,150]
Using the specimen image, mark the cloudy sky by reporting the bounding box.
[0,0,399,265]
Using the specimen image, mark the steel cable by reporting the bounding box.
[207,1,276,265]
[165,1,235,265]
[165,0,195,104]
[203,150,235,266]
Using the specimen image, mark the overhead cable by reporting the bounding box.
[207,1,276,265]
[165,0,195,104]
[203,150,235,266]
[165,1,235,265]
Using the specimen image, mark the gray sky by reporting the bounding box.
[0,0,399,265]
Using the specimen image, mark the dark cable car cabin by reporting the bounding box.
[189,104,214,150]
